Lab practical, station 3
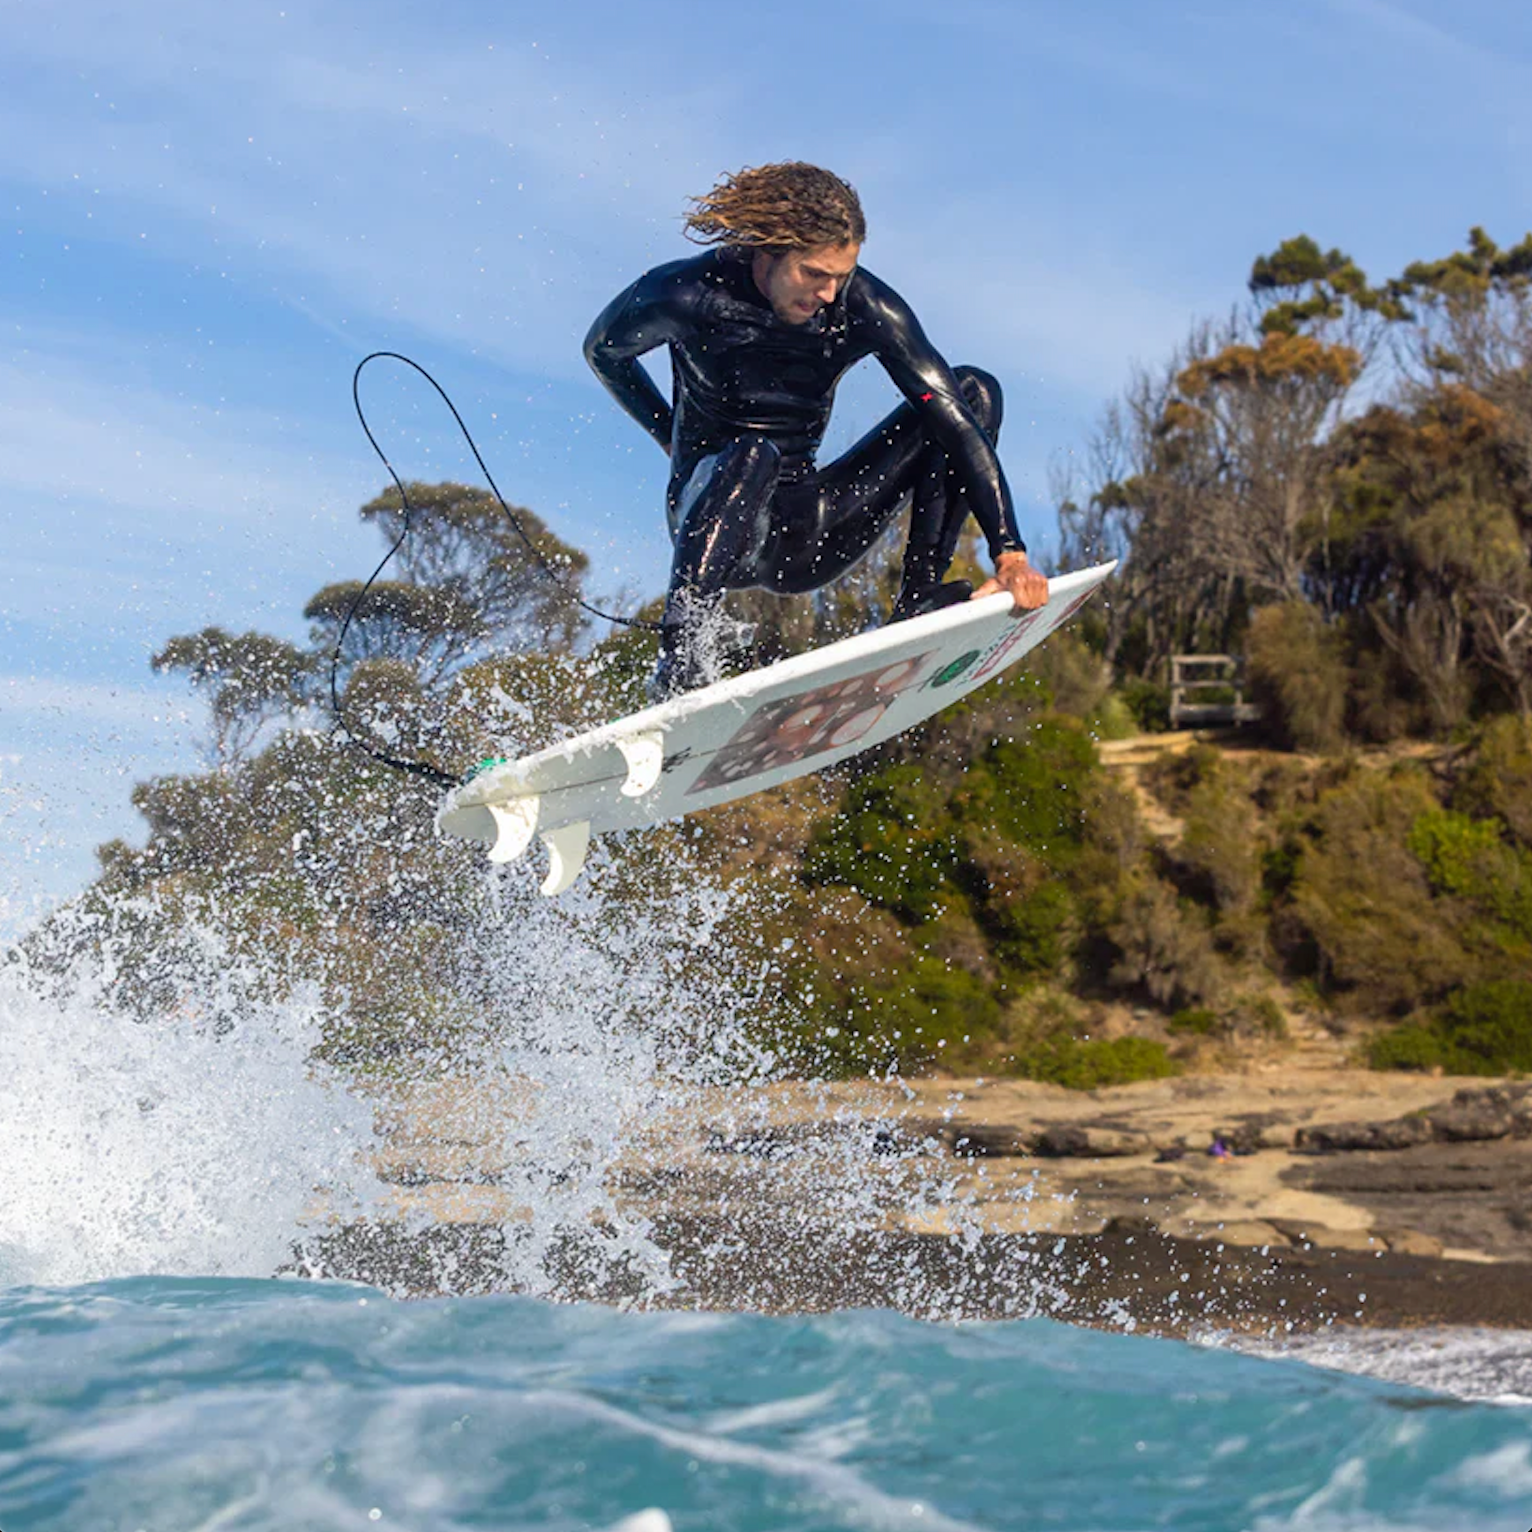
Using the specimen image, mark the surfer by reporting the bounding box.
[584,161,1049,699]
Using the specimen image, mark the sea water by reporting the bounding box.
[3,880,1531,1531]
[5,1280,1532,1532]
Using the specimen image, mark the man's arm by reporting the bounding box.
[583,271,686,454]
[865,278,1047,609]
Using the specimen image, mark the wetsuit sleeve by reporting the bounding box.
[583,273,686,454]
[869,286,1027,560]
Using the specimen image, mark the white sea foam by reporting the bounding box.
[1226,1325,1532,1408]
[400,840,971,1301]
[0,813,969,1307]
[0,907,379,1287]
[1445,1440,1532,1495]
[607,1513,674,1532]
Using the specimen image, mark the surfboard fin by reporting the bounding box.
[539,819,591,896]
[616,730,665,798]
[486,797,539,864]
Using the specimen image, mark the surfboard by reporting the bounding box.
[438,560,1116,894]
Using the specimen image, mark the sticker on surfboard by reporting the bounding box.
[688,653,935,793]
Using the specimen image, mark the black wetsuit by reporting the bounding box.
[583,249,1025,663]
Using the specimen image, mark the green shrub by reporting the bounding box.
[1367,1023,1450,1072]
[1167,995,1287,1043]
[1246,601,1348,753]
[1409,808,1510,898]
[1237,994,1290,1039]
[1011,1033,1179,1090]
[1452,716,1532,849]
[1168,1006,1220,1037]
[1105,876,1221,1009]
[1369,979,1532,1075]
[1177,772,1264,915]
[1117,678,1171,733]
[807,717,1101,921]
[1289,768,1479,1014]
[1087,691,1139,741]
[986,879,1075,978]
[803,713,1123,1015]
[967,718,1098,852]
[1141,742,1221,813]
[1439,979,1532,1073]
[803,765,959,922]
[1409,807,1532,943]
[1259,841,1299,906]
[829,953,1002,1072]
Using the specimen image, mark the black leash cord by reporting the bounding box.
[351,352,660,635]
[332,351,660,789]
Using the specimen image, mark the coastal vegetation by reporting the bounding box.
[50,228,1532,1083]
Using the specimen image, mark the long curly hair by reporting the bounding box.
[683,162,865,254]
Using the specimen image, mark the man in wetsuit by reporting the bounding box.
[583,161,1048,699]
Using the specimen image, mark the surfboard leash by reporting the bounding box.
[330,351,662,789]
[323,493,459,789]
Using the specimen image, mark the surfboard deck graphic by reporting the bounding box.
[438,561,1116,893]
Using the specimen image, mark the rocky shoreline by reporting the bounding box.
[895,1072,1532,1264]
[299,1064,1532,1335]
[300,1211,1532,1337]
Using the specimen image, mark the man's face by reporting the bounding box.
[752,242,860,325]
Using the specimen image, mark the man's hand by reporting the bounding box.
[974,550,1048,613]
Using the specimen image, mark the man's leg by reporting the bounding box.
[653,436,781,699]
[763,366,1003,618]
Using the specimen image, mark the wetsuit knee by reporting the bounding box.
[954,365,1003,439]
[727,434,782,493]
[669,434,781,534]
[683,433,780,482]
[666,433,783,597]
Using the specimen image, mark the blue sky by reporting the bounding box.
[3,0,1530,926]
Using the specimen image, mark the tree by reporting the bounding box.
[1065,238,1416,685]
[151,627,313,766]
[1250,234,1407,343]
[1389,229,1532,716]
[1393,228,1532,437]
[1064,312,1360,675]
[1166,237,1378,607]
[357,481,591,654]
[1327,388,1532,725]
[304,578,488,691]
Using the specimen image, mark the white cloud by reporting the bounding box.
[0,0,1229,535]
[0,674,195,733]
[3,0,1216,403]
[0,351,365,530]
[0,316,394,651]
[1324,0,1516,70]
[0,2,735,378]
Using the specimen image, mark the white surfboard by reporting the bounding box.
[438,561,1116,894]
